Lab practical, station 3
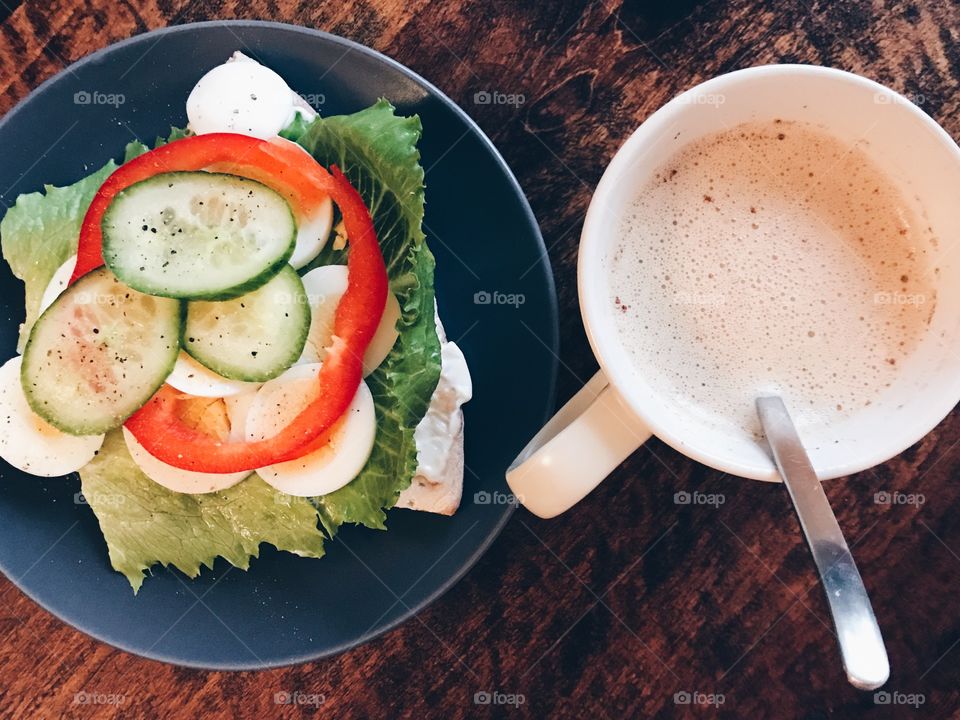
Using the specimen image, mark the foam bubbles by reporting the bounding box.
[608,120,937,438]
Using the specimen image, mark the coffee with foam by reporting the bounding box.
[607,120,937,439]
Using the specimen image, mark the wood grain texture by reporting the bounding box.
[1,0,960,718]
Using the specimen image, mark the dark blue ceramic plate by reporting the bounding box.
[0,21,557,669]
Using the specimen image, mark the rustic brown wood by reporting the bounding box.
[1,1,960,718]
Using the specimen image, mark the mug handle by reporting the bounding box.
[506,369,652,518]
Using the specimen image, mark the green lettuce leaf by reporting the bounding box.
[80,432,325,593]
[1,161,116,351]
[289,101,442,533]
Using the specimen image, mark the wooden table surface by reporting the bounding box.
[1,1,960,718]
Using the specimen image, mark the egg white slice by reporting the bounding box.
[266,137,336,269]
[167,351,262,398]
[224,390,258,443]
[247,363,376,496]
[187,60,296,140]
[299,265,401,375]
[39,254,77,314]
[289,196,333,269]
[122,427,250,494]
[0,356,104,476]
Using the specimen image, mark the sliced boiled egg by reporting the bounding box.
[289,195,333,269]
[299,265,401,375]
[166,351,262,398]
[224,390,258,443]
[246,363,376,496]
[187,59,299,140]
[269,138,333,269]
[0,356,103,476]
[122,427,250,494]
[39,254,77,314]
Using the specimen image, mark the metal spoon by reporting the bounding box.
[756,396,889,691]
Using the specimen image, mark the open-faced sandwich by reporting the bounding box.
[0,53,471,591]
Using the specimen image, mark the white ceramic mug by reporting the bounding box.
[507,64,960,519]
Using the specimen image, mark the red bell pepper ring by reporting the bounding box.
[80,135,388,473]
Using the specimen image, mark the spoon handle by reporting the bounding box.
[756,396,890,691]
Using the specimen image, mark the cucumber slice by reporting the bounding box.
[21,267,182,435]
[182,265,310,382]
[102,171,296,300]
